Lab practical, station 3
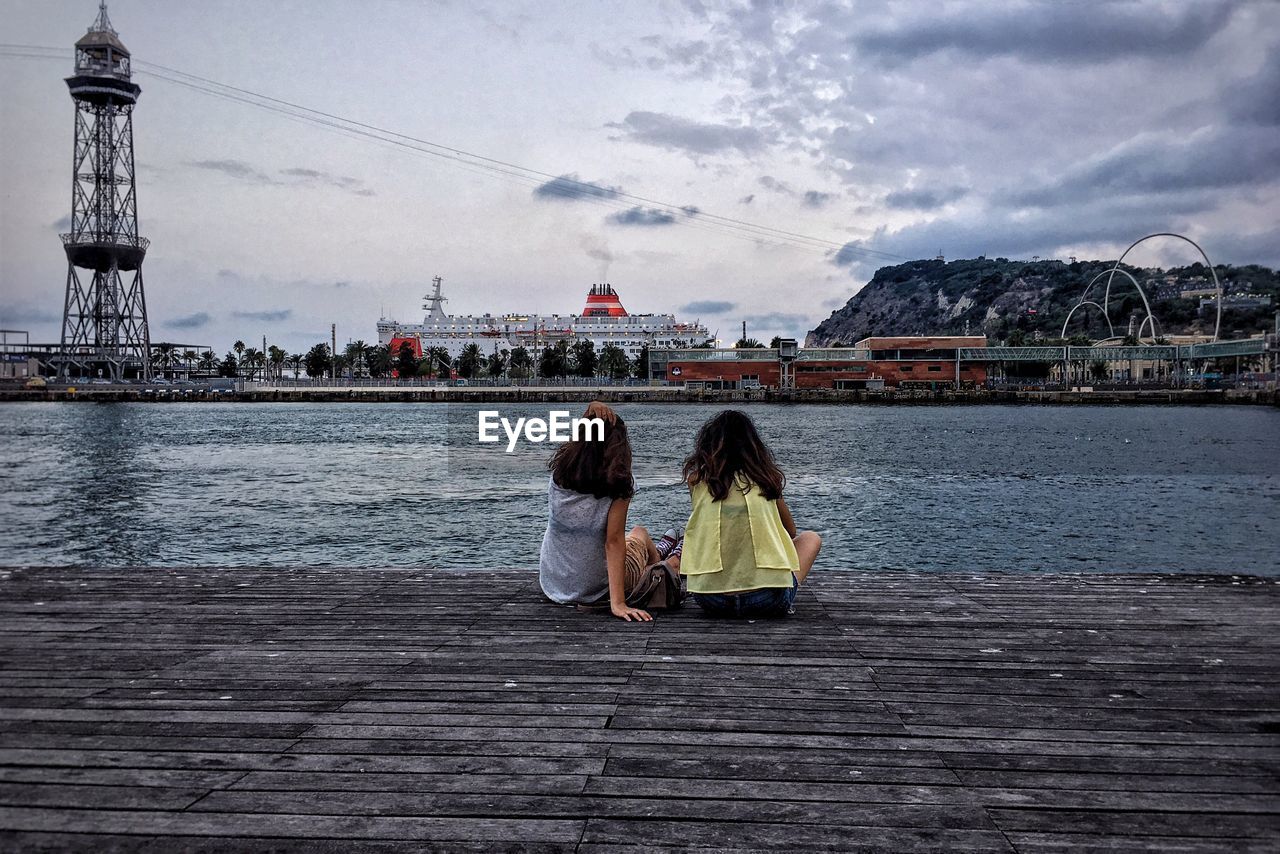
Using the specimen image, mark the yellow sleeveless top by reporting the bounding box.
[682,476,799,593]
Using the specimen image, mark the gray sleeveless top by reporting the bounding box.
[539,477,614,604]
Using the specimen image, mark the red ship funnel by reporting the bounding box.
[582,283,628,317]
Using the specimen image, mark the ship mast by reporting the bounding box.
[422,275,448,321]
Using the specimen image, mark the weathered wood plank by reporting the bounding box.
[0,565,1275,852]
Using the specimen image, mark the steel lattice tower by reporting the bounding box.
[58,3,151,381]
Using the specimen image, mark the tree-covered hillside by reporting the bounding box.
[807,258,1279,346]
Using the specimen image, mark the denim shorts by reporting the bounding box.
[692,573,798,618]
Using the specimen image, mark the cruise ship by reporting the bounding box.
[376,278,713,360]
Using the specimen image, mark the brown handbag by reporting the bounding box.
[625,561,686,611]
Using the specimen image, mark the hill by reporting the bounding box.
[806,257,1279,346]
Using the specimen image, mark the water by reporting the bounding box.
[0,402,1276,574]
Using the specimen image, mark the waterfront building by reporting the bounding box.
[650,336,989,390]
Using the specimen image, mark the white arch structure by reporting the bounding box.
[1062,232,1223,344]
[1062,267,1157,343]
[1061,299,1115,340]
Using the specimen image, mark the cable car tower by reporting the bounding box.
[57,3,152,380]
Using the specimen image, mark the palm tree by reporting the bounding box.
[457,343,483,379]
[267,345,287,381]
[427,347,452,379]
[344,340,371,378]
[599,343,629,379]
[487,348,508,380]
[367,344,392,378]
[151,342,179,378]
[241,348,265,380]
[182,349,198,378]
[198,350,217,373]
[632,344,650,379]
[287,353,304,379]
[233,340,246,376]
[572,338,597,377]
[509,346,533,379]
[332,353,350,379]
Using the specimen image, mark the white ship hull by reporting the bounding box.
[376,280,712,360]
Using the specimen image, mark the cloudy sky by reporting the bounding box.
[2,0,1277,352]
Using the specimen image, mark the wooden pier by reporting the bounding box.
[0,567,1276,852]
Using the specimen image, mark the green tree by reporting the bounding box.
[487,349,509,379]
[217,352,238,378]
[233,340,246,376]
[344,340,372,377]
[198,350,217,372]
[286,353,304,379]
[332,353,350,379]
[508,346,533,379]
[305,343,331,378]
[1090,360,1108,381]
[769,336,783,348]
[241,348,264,380]
[539,341,569,378]
[735,337,764,348]
[395,342,418,379]
[152,342,177,378]
[426,347,452,379]
[599,343,629,379]
[1007,329,1027,347]
[367,344,391,378]
[572,338,598,377]
[457,343,483,379]
[632,344,650,379]
[267,345,286,380]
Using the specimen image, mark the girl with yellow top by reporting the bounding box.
[680,410,822,618]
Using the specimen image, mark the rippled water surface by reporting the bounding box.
[1,402,1276,573]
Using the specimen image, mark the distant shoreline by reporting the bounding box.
[2,385,1276,407]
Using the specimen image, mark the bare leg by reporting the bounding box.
[792,530,822,584]
[629,526,662,565]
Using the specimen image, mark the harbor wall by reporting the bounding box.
[1,384,1277,406]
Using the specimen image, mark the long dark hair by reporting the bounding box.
[549,409,634,500]
[682,409,785,501]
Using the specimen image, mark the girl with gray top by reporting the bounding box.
[539,402,680,622]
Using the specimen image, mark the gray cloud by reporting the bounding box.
[232,309,293,323]
[742,312,812,330]
[884,186,968,210]
[854,2,1240,65]
[0,304,60,325]
[532,173,622,201]
[802,190,832,208]
[609,206,676,226]
[187,159,272,182]
[739,194,755,204]
[758,175,792,194]
[187,161,373,195]
[167,311,212,329]
[634,0,1280,276]
[608,111,764,156]
[279,167,375,197]
[1003,126,1280,208]
[833,200,1196,278]
[681,300,736,314]
[1224,51,1280,127]
[51,215,72,232]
